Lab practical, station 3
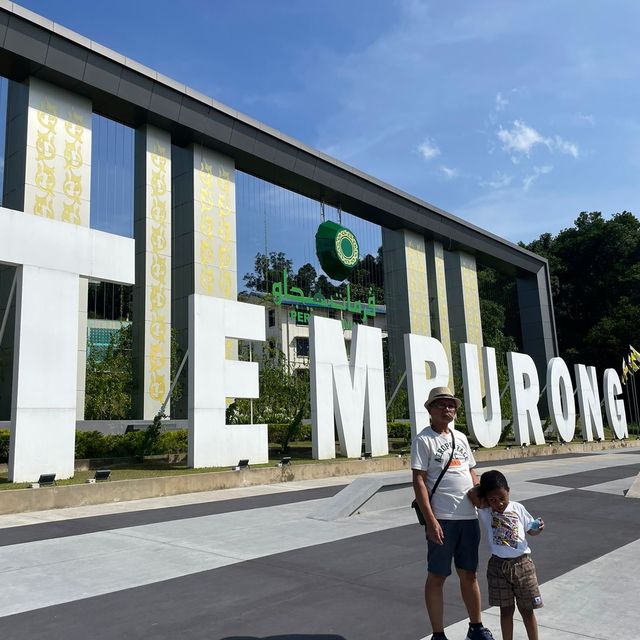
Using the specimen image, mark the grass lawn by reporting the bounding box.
[1,430,636,490]
[0,440,412,490]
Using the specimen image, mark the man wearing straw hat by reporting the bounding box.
[411,387,493,640]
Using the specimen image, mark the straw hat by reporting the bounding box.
[424,386,461,410]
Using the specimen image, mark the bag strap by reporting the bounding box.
[429,430,455,499]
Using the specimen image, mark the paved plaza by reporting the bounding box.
[1,449,639,640]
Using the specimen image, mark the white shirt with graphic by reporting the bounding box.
[477,501,534,558]
[411,426,477,520]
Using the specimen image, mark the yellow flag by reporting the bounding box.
[630,344,640,359]
[630,354,640,374]
[622,358,629,384]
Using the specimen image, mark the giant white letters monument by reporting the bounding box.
[0,207,134,482]
[0,6,629,483]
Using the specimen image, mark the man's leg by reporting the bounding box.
[457,568,482,624]
[425,520,454,638]
[425,571,447,634]
[454,520,495,639]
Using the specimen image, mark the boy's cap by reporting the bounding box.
[425,386,461,409]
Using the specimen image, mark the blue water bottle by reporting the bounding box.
[529,517,542,531]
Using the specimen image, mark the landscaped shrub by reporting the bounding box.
[75,428,190,459]
[104,432,146,457]
[387,422,411,441]
[75,430,144,459]
[157,429,188,454]
[0,429,9,463]
[268,423,311,444]
[75,430,110,459]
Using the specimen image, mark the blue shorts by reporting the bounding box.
[427,519,480,577]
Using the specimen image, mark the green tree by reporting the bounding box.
[524,211,640,371]
[85,324,134,420]
[227,340,310,452]
[294,263,318,295]
[243,252,293,293]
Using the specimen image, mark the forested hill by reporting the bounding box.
[522,211,639,374]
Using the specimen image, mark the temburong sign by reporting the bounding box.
[193,303,628,466]
[3,236,627,481]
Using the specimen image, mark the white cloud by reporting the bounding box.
[497,120,579,160]
[577,112,595,126]
[495,92,508,111]
[522,165,553,191]
[481,171,512,189]
[440,166,459,179]
[418,138,441,160]
[497,120,549,156]
[553,135,580,158]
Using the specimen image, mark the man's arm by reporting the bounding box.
[466,468,484,507]
[412,468,444,544]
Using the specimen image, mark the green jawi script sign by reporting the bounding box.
[271,268,377,323]
[315,220,359,281]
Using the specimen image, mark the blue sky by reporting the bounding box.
[19,0,640,244]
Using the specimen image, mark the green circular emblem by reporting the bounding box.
[335,229,359,267]
[315,221,360,281]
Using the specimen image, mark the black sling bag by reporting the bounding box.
[411,430,456,526]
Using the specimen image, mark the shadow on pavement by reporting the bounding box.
[220,636,347,639]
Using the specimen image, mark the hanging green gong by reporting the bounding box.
[315,220,360,281]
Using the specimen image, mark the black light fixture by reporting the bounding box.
[278,457,292,467]
[125,425,138,434]
[36,473,56,486]
[94,469,111,482]
[361,451,372,459]
[233,459,250,471]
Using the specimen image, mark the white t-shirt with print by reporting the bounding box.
[411,426,477,520]
[477,501,534,558]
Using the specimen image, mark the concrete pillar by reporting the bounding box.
[382,228,430,385]
[172,144,237,418]
[1,77,92,420]
[133,125,172,419]
[425,239,453,389]
[517,267,558,386]
[444,250,484,389]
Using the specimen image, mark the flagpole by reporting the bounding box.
[623,379,630,432]
[627,376,637,431]
[627,375,637,436]
[631,373,640,437]
[629,346,640,436]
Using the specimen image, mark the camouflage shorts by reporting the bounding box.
[487,554,543,610]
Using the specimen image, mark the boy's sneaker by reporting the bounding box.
[465,626,495,640]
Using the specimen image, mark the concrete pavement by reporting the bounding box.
[1,450,639,639]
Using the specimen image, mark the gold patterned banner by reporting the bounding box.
[27,80,90,226]
[147,139,171,404]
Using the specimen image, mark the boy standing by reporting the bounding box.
[469,470,544,640]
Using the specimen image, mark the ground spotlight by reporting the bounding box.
[233,459,250,471]
[32,473,56,488]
